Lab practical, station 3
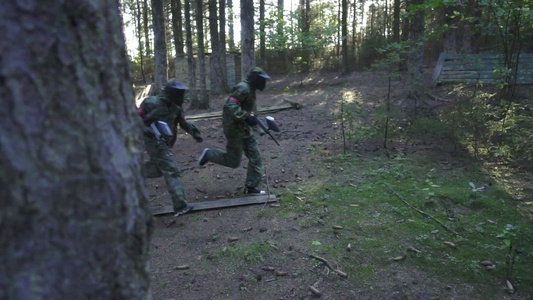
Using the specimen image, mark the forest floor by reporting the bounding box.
[143,71,533,300]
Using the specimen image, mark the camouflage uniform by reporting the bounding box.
[203,68,269,190]
[140,87,201,212]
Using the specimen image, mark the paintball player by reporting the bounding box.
[197,67,270,195]
[138,79,203,216]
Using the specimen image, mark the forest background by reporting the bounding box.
[1,0,532,299]
[119,0,533,165]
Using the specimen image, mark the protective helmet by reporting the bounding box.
[163,79,188,106]
[246,67,270,91]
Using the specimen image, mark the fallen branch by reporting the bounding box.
[306,253,348,278]
[385,183,458,235]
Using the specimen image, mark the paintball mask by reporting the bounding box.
[247,67,270,91]
[163,79,187,106]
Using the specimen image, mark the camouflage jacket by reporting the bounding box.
[139,94,186,146]
[222,81,257,139]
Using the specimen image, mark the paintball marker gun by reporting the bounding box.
[148,121,174,156]
[256,116,281,146]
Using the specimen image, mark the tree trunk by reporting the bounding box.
[209,0,224,94]
[443,2,457,54]
[184,0,198,104]
[241,0,255,80]
[407,0,425,107]
[136,0,147,82]
[228,0,236,52]
[300,0,311,73]
[171,0,185,79]
[151,0,168,91]
[259,0,266,67]
[342,0,349,74]
[0,1,152,299]
[219,0,229,90]
[143,0,153,82]
[351,1,357,68]
[393,0,400,43]
[195,0,209,108]
[277,0,288,73]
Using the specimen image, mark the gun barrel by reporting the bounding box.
[257,118,280,146]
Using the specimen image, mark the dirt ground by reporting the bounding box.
[143,72,519,300]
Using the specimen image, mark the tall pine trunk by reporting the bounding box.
[407,0,425,110]
[259,0,266,67]
[185,0,198,104]
[0,1,152,298]
[136,0,147,82]
[241,0,255,79]
[171,0,185,78]
[195,0,209,108]
[143,0,152,82]
[341,0,349,74]
[219,0,228,90]
[209,0,224,94]
[151,0,168,91]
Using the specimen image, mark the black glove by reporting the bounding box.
[245,115,257,126]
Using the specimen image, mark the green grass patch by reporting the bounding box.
[278,154,533,296]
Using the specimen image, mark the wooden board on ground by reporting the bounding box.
[185,100,302,121]
[150,194,278,216]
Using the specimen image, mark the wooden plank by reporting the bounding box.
[432,52,447,82]
[185,104,296,120]
[150,194,278,216]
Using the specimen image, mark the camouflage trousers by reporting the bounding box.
[205,134,262,189]
[143,135,188,211]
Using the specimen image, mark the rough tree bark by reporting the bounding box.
[136,0,147,82]
[341,0,349,74]
[143,0,153,82]
[241,0,255,79]
[171,0,185,78]
[151,0,168,91]
[184,0,198,104]
[219,0,228,91]
[195,0,209,109]
[406,0,425,111]
[259,0,266,67]
[0,1,152,299]
[209,0,224,94]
